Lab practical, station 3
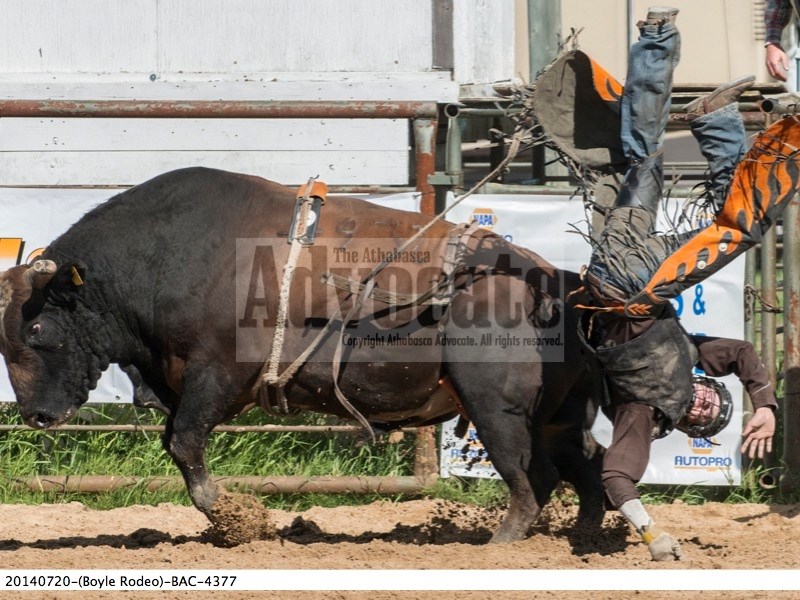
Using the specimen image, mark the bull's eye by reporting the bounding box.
[26,321,59,350]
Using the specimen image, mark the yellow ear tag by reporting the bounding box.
[70,266,84,286]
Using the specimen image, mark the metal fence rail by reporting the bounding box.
[0,98,440,215]
[4,423,439,495]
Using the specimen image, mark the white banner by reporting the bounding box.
[440,194,745,486]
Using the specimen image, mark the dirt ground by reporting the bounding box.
[0,495,797,599]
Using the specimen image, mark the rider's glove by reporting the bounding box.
[641,520,682,561]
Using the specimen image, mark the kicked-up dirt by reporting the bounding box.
[0,495,797,599]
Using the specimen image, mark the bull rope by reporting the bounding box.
[262,234,303,388]
[261,178,317,412]
[260,122,529,440]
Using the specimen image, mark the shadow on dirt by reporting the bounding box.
[528,513,631,557]
[279,514,496,546]
[733,504,800,524]
[0,520,494,551]
[281,505,630,557]
[0,518,629,554]
[0,528,201,551]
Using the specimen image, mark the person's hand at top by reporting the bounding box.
[766,43,790,81]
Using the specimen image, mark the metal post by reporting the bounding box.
[742,248,758,474]
[761,226,778,395]
[412,426,439,481]
[0,99,439,120]
[758,226,781,479]
[528,0,561,183]
[528,0,561,78]
[413,118,438,216]
[781,202,800,495]
[445,108,464,195]
[489,118,505,183]
[744,248,757,350]
[14,475,433,495]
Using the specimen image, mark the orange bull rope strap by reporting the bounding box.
[289,178,328,245]
[624,115,800,317]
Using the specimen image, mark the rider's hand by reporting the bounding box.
[741,406,776,460]
[642,520,682,561]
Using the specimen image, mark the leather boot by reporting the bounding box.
[683,75,755,117]
[614,154,664,219]
[640,7,679,27]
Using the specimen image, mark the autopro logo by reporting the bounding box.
[673,436,734,472]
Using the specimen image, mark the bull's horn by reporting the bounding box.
[24,260,57,289]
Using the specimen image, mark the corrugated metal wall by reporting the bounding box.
[0,0,434,75]
[0,0,518,188]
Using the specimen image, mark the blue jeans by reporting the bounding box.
[621,18,745,207]
[588,20,682,302]
[621,20,681,163]
[588,20,745,303]
[690,103,746,210]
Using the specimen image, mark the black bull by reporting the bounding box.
[0,167,604,542]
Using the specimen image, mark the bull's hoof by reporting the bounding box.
[575,509,605,532]
[489,526,530,543]
[202,491,277,547]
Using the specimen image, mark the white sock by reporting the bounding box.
[619,499,652,533]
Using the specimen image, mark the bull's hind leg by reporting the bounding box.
[545,425,605,529]
[446,363,559,543]
[543,384,606,530]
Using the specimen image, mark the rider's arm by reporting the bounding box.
[690,336,777,411]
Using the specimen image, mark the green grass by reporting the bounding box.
[0,402,420,509]
[637,462,799,506]
[424,476,509,507]
[0,402,794,512]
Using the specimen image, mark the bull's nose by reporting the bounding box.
[25,412,56,429]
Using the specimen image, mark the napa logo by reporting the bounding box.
[470,208,498,230]
[688,436,715,456]
[673,436,733,471]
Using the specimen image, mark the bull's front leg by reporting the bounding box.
[160,363,235,514]
[162,365,276,545]
[162,409,219,514]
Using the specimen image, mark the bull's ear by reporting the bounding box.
[50,261,87,294]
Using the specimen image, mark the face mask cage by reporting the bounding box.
[675,375,733,439]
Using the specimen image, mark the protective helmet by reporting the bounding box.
[675,375,734,439]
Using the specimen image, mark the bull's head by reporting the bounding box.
[0,259,99,429]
